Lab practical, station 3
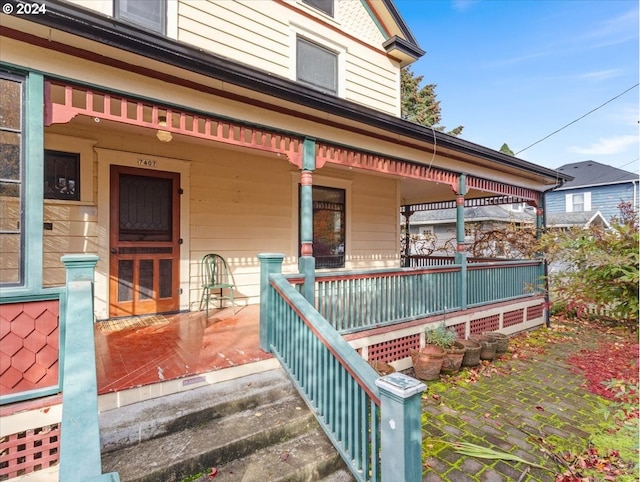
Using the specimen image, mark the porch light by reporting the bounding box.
[156,115,173,142]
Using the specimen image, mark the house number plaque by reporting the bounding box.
[138,159,157,167]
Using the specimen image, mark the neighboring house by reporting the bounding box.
[0,1,572,480]
[545,160,639,225]
[406,204,535,257]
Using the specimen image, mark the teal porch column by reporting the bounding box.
[455,175,467,309]
[401,206,414,267]
[299,138,316,303]
[536,206,544,239]
[375,372,426,481]
[257,253,284,352]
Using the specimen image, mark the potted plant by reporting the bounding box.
[413,323,465,377]
[425,323,466,374]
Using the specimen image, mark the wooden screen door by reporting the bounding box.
[109,166,180,317]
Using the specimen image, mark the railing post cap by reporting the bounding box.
[375,372,426,398]
[61,254,99,266]
[257,253,285,260]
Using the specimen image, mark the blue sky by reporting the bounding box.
[394,0,639,174]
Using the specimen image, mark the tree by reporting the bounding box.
[499,143,514,156]
[536,202,639,323]
[400,68,463,137]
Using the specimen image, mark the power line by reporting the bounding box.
[515,83,639,156]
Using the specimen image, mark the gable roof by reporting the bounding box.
[555,161,638,190]
[546,210,611,229]
[410,205,535,225]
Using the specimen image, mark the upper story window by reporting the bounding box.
[0,72,24,286]
[115,0,166,34]
[302,0,334,17]
[296,37,338,95]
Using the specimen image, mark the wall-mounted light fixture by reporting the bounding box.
[157,115,173,142]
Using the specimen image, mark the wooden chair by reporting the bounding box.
[199,253,236,316]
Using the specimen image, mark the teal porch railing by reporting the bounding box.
[467,260,544,307]
[299,259,543,334]
[312,266,462,333]
[259,254,426,482]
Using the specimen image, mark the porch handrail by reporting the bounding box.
[467,259,544,307]
[259,254,426,481]
[290,265,463,333]
[283,259,543,334]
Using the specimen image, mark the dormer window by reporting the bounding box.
[302,0,334,17]
[296,37,338,95]
[115,0,166,34]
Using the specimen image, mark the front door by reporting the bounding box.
[109,166,180,317]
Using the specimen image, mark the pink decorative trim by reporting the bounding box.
[300,171,313,186]
[300,242,313,256]
[316,142,459,189]
[44,81,303,165]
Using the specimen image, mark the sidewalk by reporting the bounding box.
[418,319,636,481]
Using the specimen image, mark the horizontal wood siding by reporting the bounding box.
[189,150,294,305]
[178,1,290,77]
[42,203,98,287]
[350,174,399,268]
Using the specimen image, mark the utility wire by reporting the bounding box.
[515,83,639,155]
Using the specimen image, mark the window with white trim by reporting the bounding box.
[0,72,24,286]
[565,192,591,212]
[115,0,166,34]
[296,36,338,95]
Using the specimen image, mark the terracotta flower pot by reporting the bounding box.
[368,360,395,376]
[483,332,509,353]
[469,334,498,360]
[458,339,482,367]
[411,346,445,381]
[441,341,466,374]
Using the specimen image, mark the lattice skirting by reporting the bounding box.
[350,299,546,370]
[0,423,59,480]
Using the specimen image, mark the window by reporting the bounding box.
[115,0,166,34]
[566,192,591,213]
[44,150,80,201]
[302,186,345,269]
[296,37,338,95]
[302,0,334,17]
[0,73,24,286]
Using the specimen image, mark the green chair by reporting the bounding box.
[199,253,236,316]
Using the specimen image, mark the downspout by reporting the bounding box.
[540,176,566,328]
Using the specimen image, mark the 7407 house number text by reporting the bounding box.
[2,2,46,15]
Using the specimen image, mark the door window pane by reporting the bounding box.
[118,260,134,302]
[159,259,173,298]
[138,259,154,300]
[119,174,172,241]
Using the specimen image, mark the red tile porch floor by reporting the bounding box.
[94,305,274,395]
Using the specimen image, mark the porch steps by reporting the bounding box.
[99,369,354,482]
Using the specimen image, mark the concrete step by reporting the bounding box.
[100,369,354,482]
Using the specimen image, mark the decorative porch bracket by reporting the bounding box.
[59,254,120,482]
[375,373,426,482]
